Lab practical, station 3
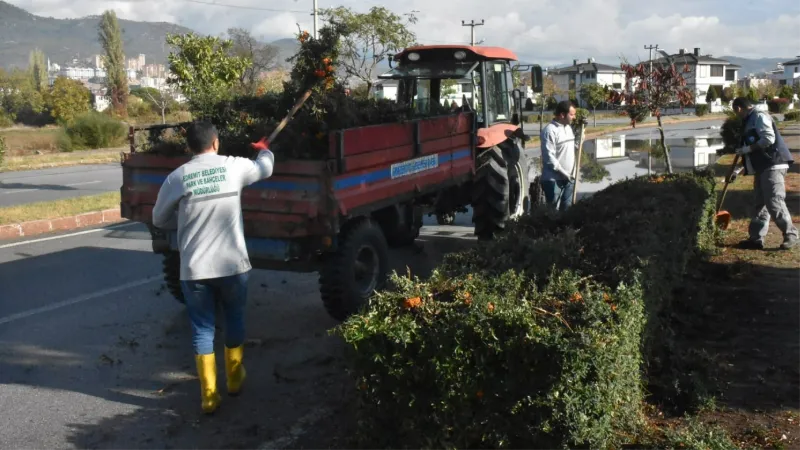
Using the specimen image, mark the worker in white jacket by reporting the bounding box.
[540,101,578,211]
[152,121,274,414]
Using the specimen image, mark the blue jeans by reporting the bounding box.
[181,271,250,355]
[541,179,575,211]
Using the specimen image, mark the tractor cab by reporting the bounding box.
[379,45,543,129]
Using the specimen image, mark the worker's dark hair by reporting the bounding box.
[732,97,753,110]
[186,120,219,154]
[554,100,574,117]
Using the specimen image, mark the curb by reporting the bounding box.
[0,209,125,240]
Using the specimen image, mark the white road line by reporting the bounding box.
[0,275,161,326]
[0,221,141,250]
[65,180,103,187]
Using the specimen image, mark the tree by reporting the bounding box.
[778,84,794,100]
[165,33,251,118]
[46,77,91,124]
[227,27,280,95]
[28,48,48,92]
[319,6,416,95]
[756,82,777,100]
[609,59,694,173]
[579,83,607,126]
[0,68,46,124]
[257,69,289,94]
[98,10,128,117]
[538,75,561,130]
[131,86,179,123]
[441,79,457,97]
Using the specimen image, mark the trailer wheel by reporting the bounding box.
[319,219,389,321]
[472,142,529,241]
[162,251,185,304]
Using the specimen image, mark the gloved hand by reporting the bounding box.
[735,145,752,155]
[250,137,271,151]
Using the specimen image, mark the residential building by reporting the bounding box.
[782,57,800,86]
[547,58,626,106]
[738,75,774,91]
[649,48,740,104]
[90,88,110,112]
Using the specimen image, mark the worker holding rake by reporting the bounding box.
[731,97,797,251]
[540,101,579,211]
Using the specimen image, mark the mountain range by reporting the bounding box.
[0,0,792,79]
[0,0,300,70]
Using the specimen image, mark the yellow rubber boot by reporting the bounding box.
[194,353,221,414]
[224,345,246,396]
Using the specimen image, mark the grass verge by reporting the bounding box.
[0,127,62,154]
[0,191,120,225]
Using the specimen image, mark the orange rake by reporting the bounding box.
[715,153,741,230]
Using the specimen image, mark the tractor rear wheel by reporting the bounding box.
[162,251,185,304]
[472,141,529,241]
[319,218,389,321]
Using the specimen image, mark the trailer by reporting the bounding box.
[120,45,544,321]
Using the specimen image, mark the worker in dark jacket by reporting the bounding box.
[731,97,797,250]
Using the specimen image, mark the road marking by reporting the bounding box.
[0,222,141,250]
[66,180,103,187]
[0,275,161,326]
[0,180,103,195]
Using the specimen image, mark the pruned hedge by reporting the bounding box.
[335,171,718,449]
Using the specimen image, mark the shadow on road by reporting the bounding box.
[0,214,479,447]
[0,182,81,192]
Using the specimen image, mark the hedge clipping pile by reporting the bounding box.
[336,171,718,449]
[141,23,423,161]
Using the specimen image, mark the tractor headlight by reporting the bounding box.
[454,50,466,60]
[407,52,420,61]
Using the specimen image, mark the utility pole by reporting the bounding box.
[313,0,318,39]
[462,19,484,46]
[643,44,658,117]
[643,44,659,75]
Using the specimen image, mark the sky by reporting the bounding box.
[7,0,800,67]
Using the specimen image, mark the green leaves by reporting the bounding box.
[165,32,251,118]
[98,10,128,116]
[319,6,417,93]
[336,172,719,449]
[46,77,91,124]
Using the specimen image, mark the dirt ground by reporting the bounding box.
[654,123,800,448]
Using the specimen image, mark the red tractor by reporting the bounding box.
[120,44,543,321]
[380,45,544,230]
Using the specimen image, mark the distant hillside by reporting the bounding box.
[0,0,195,69]
[720,56,791,76]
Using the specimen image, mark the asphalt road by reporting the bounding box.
[0,164,122,207]
[0,212,480,449]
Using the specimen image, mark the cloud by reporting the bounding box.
[7,0,800,67]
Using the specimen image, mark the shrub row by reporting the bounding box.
[695,104,709,116]
[336,171,718,449]
[58,112,127,152]
[784,110,800,122]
